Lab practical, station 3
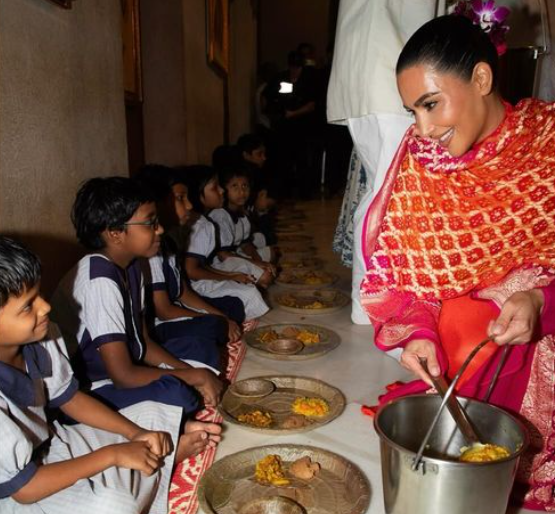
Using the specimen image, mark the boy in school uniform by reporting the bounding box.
[51,177,223,416]
[0,236,182,514]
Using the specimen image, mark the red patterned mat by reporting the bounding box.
[168,320,257,514]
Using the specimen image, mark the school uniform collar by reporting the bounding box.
[225,207,246,223]
[0,343,50,407]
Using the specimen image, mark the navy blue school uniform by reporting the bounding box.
[147,249,234,369]
[51,254,200,412]
[151,238,245,324]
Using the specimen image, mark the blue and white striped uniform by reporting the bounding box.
[186,215,269,320]
[0,324,181,514]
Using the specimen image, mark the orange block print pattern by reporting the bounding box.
[362,99,555,302]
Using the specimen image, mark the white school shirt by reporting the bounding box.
[0,326,181,514]
[209,208,251,250]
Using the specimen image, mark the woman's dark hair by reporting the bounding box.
[396,15,499,88]
[0,237,41,308]
[176,165,218,213]
[72,177,155,250]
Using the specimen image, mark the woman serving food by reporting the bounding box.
[362,13,555,510]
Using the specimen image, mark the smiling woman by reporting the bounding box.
[361,14,555,511]
[396,15,506,157]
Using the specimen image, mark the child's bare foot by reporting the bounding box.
[175,421,222,461]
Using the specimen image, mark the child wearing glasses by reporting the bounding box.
[181,166,270,320]
[51,178,222,452]
[0,236,178,514]
[134,165,245,348]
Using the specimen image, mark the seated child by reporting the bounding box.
[135,165,244,345]
[0,236,214,514]
[209,167,277,267]
[181,165,270,320]
[236,133,277,245]
[51,177,223,414]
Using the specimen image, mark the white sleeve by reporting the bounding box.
[82,278,128,347]
[0,403,36,497]
[187,218,216,259]
[209,209,235,249]
[40,324,79,407]
[148,254,166,289]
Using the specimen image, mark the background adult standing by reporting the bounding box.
[327,0,439,323]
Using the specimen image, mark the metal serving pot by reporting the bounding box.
[374,395,528,514]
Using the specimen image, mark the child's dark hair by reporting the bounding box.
[396,15,499,89]
[218,166,251,190]
[236,134,264,155]
[212,145,241,170]
[72,177,155,250]
[0,237,41,308]
[177,165,218,212]
[134,164,175,203]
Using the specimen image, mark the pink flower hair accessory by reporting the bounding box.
[450,0,511,55]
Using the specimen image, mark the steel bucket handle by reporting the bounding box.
[411,337,509,471]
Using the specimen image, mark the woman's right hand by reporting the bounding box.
[112,441,162,476]
[400,339,440,386]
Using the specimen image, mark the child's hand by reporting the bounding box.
[113,441,162,476]
[181,368,223,407]
[260,262,277,276]
[195,370,223,407]
[218,251,234,261]
[131,429,173,458]
[230,273,256,284]
[227,318,242,342]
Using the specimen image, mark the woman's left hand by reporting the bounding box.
[488,289,544,345]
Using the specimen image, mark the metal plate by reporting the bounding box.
[198,444,370,514]
[279,257,322,270]
[219,375,345,434]
[274,289,350,315]
[245,323,341,360]
[277,234,314,244]
[276,270,338,289]
[275,223,306,233]
[278,245,316,259]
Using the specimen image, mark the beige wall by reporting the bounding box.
[141,0,188,166]
[182,0,225,164]
[259,0,332,70]
[0,0,128,296]
[141,0,257,165]
[229,0,257,143]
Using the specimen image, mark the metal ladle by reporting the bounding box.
[412,337,510,471]
[419,357,481,446]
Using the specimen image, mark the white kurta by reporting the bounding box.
[327,0,436,323]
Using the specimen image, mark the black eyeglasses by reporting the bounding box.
[123,216,160,230]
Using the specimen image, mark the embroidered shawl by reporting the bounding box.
[360,99,555,350]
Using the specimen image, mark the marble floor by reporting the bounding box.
[198,198,534,514]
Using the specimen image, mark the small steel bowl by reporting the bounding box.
[267,338,304,355]
[229,379,276,398]
[238,496,305,514]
